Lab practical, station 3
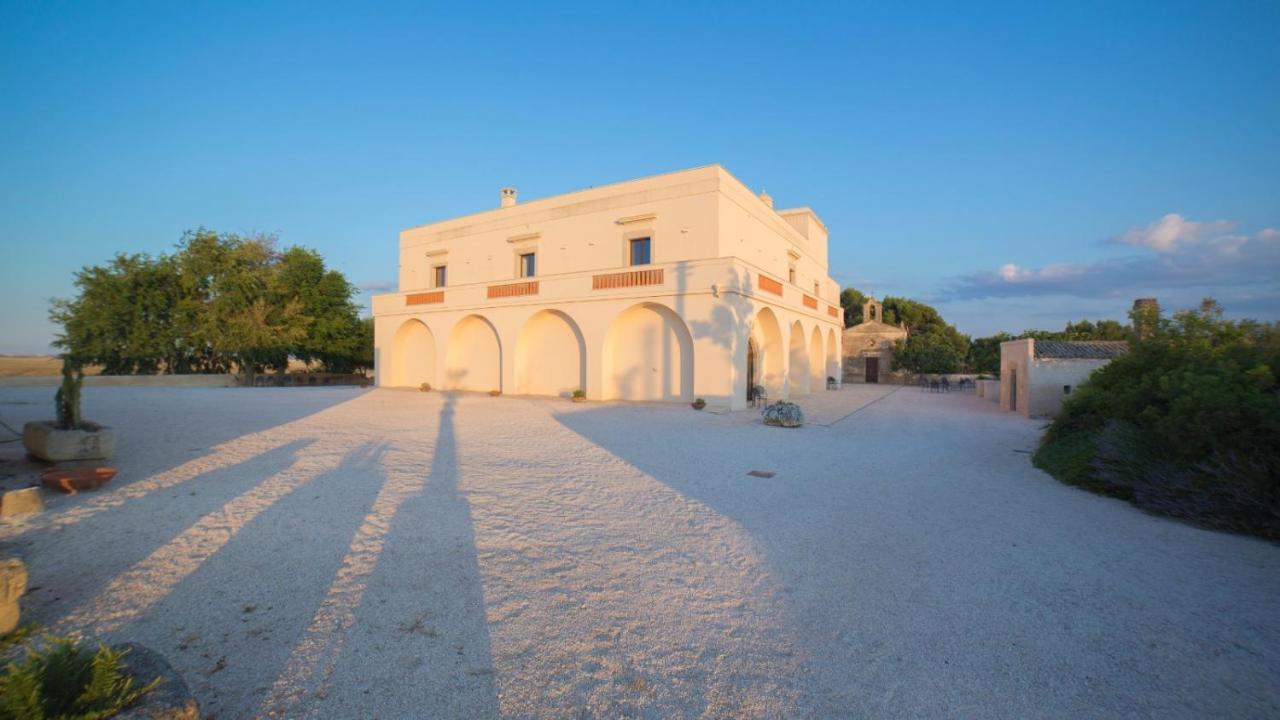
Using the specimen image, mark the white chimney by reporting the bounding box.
[759,191,774,208]
[500,187,517,208]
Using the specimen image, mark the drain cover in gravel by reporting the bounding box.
[747,470,776,478]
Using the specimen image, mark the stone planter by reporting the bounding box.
[22,421,115,462]
[571,396,586,403]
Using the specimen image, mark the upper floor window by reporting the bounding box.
[433,265,447,288]
[813,281,819,296]
[629,237,651,266]
[788,266,796,284]
[519,252,536,278]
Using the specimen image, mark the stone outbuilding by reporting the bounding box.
[999,339,1128,417]
[841,297,907,383]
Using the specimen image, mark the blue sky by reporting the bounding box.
[2,1,1278,353]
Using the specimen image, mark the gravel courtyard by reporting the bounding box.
[1,385,1277,718]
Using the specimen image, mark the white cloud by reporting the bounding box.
[941,216,1280,304]
[1111,213,1235,252]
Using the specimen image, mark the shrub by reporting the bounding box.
[0,634,160,720]
[571,389,585,399]
[1035,300,1280,538]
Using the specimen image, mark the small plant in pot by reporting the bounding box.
[22,357,116,462]
[690,398,706,410]
[571,389,586,403]
[489,389,502,397]
[419,382,432,392]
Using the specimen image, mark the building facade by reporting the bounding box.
[841,297,907,383]
[371,165,844,411]
[999,339,1128,417]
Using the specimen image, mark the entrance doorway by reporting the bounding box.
[865,356,880,383]
[1009,368,1017,411]
[746,339,757,401]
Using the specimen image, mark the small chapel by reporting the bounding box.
[841,297,907,383]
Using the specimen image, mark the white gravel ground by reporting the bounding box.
[0,385,1276,719]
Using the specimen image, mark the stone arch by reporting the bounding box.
[515,309,586,397]
[750,307,785,399]
[602,302,694,401]
[809,325,825,389]
[788,320,810,395]
[826,328,839,382]
[445,314,502,392]
[388,319,436,388]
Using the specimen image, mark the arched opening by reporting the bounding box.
[602,302,693,401]
[751,307,785,399]
[389,319,435,388]
[515,310,585,397]
[826,328,839,383]
[788,320,810,396]
[445,314,501,392]
[809,326,825,390]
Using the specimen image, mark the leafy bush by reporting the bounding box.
[0,635,159,720]
[1035,300,1280,538]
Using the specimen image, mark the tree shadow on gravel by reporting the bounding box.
[296,393,500,718]
[12,437,316,626]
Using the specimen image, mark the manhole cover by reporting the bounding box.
[747,470,776,478]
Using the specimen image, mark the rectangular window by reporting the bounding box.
[788,266,796,284]
[433,265,447,288]
[519,252,536,278]
[629,237,651,266]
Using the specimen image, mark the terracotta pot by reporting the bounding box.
[40,467,117,494]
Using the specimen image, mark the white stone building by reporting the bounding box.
[371,165,844,410]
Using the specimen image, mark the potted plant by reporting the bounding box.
[22,357,115,462]
[419,382,431,392]
[489,389,502,397]
[571,389,586,403]
[691,398,706,410]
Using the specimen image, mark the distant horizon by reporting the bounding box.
[3,3,1277,353]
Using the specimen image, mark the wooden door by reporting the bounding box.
[865,356,880,383]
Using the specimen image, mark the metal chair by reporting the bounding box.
[751,385,768,409]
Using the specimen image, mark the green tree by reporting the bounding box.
[893,330,969,374]
[51,229,370,377]
[839,287,867,328]
[967,332,1015,374]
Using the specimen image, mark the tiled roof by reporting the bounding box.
[1034,340,1129,359]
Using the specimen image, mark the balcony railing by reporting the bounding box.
[380,258,838,324]
[405,291,444,306]
[593,268,664,290]
[487,281,539,299]
[757,274,783,296]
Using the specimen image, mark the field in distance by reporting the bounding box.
[0,355,102,377]
[0,356,321,377]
